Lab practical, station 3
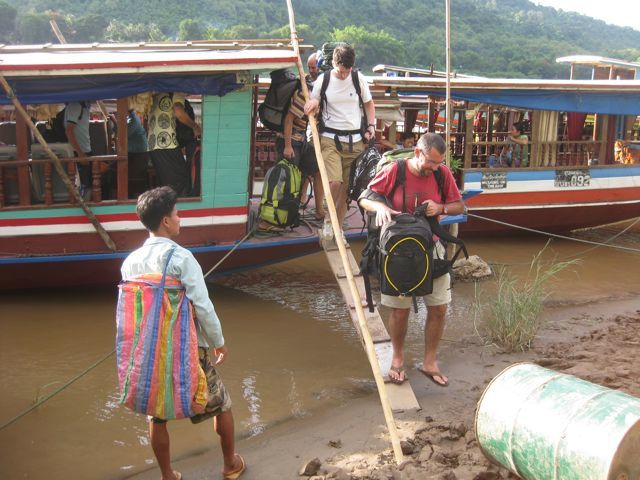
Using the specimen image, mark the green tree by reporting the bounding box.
[331,25,405,71]
[69,14,108,43]
[178,19,205,41]
[0,0,17,43]
[104,20,166,42]
[17,11,55,44]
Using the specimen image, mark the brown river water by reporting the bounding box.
[1,221,639,479]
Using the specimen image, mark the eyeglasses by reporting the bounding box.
[420,150,443,167]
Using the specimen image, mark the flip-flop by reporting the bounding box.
[418,369,449,387]
[161,471,181,480]
[223,454,246,480]
[386,365,407,385]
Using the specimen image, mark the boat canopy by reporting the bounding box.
[370,77,640,115]
[0,42,300,105]
[0,73,241,104]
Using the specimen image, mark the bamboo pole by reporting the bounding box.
[49,19,110,123]
[285,0,404,465]
[0,75,117,251]
[445,0,452,167]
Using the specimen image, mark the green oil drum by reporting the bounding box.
[475,363,640,480]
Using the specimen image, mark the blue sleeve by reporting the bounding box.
[176,250,225,348]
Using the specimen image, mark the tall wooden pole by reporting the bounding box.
[285,0,404,465]
[0,75,117,251]
[444,0,459,240]
[445,0,452,167]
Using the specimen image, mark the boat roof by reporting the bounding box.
[368,76,640,115]
[0,41,300,77]
[0,41,302,105]
[372,64,482,79]
[556,55,640,70]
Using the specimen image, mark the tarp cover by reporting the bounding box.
[1,73,241,105]
[400,89,640,115]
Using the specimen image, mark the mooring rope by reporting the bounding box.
[0,349,115,431]
[467,212,640,254]
[0,228,257,431]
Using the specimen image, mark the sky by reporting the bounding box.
[531,0,640,31]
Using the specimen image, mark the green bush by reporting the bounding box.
[475,244,577,352]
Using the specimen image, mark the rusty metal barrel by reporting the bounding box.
[475,363,640,480]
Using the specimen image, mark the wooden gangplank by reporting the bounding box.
[321,235,421,412]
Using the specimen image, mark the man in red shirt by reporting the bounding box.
[358,133,465,386]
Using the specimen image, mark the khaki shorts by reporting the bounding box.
[320,135,363,183]
[381,242,451,309]
[150,348,232,424]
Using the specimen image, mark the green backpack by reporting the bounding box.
[259,158,302,228]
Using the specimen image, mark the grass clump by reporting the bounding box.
[475,243,577,352]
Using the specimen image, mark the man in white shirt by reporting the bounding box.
[304,44,376,230]
[120,186,245,480]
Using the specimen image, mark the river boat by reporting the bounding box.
[0,41,345,291]
[370,63,640,235]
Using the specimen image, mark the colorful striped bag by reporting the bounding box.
[115,247,208,420]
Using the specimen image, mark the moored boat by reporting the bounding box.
[0,41,330,290]
[368,62,640,235]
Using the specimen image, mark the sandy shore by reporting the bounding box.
[127,295,640,480]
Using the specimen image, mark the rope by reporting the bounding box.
[203,226,257,279]
[1,230,255,431]
[467,212,640,254]
[0,349,115,431]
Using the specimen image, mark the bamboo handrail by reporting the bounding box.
[285,0,404,465]
[0,75,117,251]
[0,155,123,168]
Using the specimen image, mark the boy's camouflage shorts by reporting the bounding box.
[150,347,232,425]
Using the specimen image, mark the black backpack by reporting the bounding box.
[258,69,301,133]
[360,159,468,312]
[175,97,196,147]
[45,102,87,143]
[347,138,382,203]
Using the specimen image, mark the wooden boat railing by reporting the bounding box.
[463,139,602,169]
[0,154,126,208]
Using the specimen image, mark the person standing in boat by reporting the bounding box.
[147,93,199,196]
[277,53,325,223]
[126,109,151,198]
[505,121,529,167]
[304,44,376,235]
[358,133,464,387]
[64,101,93,197]
[120,186,246,480]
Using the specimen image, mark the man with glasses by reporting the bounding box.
[304,44,376,235]
[358,133,464,387]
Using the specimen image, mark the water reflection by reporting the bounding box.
[0,227,638,479]
[241,374,265,437]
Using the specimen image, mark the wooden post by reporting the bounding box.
[445,0,452,166]
[248,76,259,199]
[14,111,31,205]
[285,0,404,465]
[116,97,128,200]
[464,106,473,169]
[0,74,117,251]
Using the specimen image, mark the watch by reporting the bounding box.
[443,204,448,215]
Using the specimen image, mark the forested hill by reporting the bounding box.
[2,0,640,79]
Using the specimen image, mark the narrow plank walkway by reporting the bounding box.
[321,234,421,412]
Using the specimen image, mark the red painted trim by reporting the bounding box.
[467,187,640,207]
[0,56,298,72]
[0,206,248,227]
